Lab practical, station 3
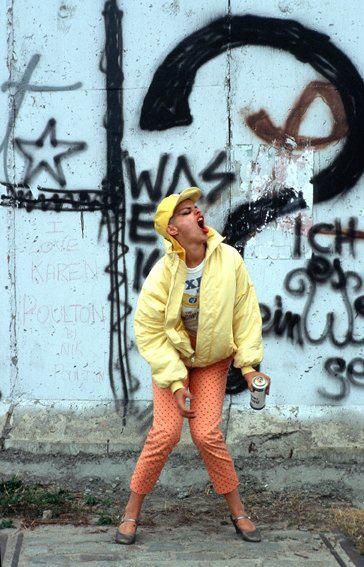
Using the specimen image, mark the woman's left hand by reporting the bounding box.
[243,370,271,395]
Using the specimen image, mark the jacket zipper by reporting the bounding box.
[194,256,209,361]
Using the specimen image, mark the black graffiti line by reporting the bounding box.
[262,295,304,346]
[0,55,39,184]
[283,258,364,347]
[222,187,307,254]
[165,154,198,197]
[0,0,139,419]
[199,151,235,205]
[0,188,106,213]
[347,358,364,386]
[1,81,82,92]
[0,53,82,184]
[302,283,352,347]
[37,187,102,194]
[101,0,141,421]
[140,14,364,204]
[0,150,237,216]
[15,118,87,187]
[126,152,169,201]
[222,181,309,393]
[0,180,119,212]
[102,0,126,410]
[319,358,348,400]
[339,270,364,346]
[133,247,161,292]
[0,2,136,418]
[294,216,360,258]
[317,357,364,400]
[126,150,234,206]
[261,253,364,349]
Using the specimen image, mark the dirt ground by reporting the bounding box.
[1,477,363,555]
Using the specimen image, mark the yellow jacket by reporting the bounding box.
[134,227,264,394]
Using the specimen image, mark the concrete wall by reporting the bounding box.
[0,0,363,463]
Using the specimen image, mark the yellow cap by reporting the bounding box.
[154,187,202,238]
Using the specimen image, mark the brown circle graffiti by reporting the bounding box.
[245,81,348,150]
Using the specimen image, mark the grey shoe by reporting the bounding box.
[115,513,139,545]
[230,514,262,542]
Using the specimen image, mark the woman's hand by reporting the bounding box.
[173,387,196,418]
[243,371,271,395]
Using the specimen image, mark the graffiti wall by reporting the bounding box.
[0,0,363,423]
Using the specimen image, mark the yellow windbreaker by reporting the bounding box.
[134,227,264,394]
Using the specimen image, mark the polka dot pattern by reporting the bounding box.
[130,334,240,495]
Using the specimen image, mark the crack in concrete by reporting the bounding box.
[5,0,19,403]
[261,430,303,442]
[319,533,349,567]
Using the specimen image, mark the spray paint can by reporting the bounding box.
[250,375,268,410]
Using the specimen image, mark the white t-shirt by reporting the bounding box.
[181,258,205,337]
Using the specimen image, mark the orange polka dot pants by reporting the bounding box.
[130,335,240,495]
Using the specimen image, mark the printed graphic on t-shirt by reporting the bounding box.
[182,293,199,321]
[181,273,203,334]
[182,276,202,307]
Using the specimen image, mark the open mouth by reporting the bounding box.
[197,215,209,234]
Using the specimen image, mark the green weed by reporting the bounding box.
[0,519,14,529]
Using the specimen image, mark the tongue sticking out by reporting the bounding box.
[197,218,209,234]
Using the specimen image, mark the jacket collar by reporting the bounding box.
[163,226,226,264]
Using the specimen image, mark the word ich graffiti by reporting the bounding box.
[293,215,361,258]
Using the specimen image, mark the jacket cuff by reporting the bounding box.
[170,380,185,394]
[242,366,255,376]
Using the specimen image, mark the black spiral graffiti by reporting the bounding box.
[140,14,364,204]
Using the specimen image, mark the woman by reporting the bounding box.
[115,187,271,545]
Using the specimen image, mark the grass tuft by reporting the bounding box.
[333,507,364,555]
[0,476,75,519]
[0,519,14,529]
[83,495,98,506]
[96,514,114,525]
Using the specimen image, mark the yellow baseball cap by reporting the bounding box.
[154,187,202,238]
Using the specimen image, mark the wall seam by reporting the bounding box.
[6,0,19,401]
[226,0,233,218]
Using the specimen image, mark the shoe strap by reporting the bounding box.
[233,514,251,520]
[121,514,138,524]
